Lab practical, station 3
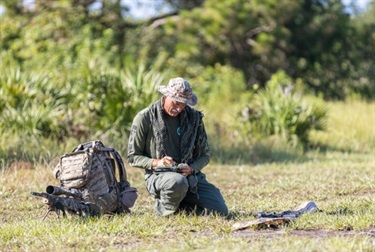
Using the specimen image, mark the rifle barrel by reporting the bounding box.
[46,185,83,200]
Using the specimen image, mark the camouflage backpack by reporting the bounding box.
[50,140,138,216]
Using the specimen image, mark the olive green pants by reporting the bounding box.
[146,172,228,216]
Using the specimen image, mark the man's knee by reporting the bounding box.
[161,174,189,195]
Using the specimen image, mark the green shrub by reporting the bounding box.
[239,71,327,147]
[82,64,164,143]
[0,68,68,140]
[0,62,164,157]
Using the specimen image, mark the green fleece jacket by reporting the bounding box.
[127,100,210,173]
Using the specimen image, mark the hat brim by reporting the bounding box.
[158,86,198,106]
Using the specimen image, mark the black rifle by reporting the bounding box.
[30,192,100,220]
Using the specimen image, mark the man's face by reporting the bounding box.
[163,96,186,117]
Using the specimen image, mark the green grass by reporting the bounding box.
[310,101,375,152]
[1,101,375,251]
[1,152,374,251]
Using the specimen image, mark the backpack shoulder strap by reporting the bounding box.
[111,148,128,183]
[96,144,127,183]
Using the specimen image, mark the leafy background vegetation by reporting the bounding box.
[0,0,374,251]
[0,0,374,161]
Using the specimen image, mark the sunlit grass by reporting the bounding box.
[310,101,375,152]
[1,150,374,251]
[1,101,374,251]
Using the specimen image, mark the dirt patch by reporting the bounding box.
[232,228,375,238]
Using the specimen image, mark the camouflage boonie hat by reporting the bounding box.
[158,77,198,106]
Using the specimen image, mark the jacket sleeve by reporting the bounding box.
[188,119,210,173]
[127,111,154,169]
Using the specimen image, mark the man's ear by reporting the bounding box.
[161,96,166,108]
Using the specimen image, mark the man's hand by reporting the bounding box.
[178,163,194,177]
[153,156,176,167]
